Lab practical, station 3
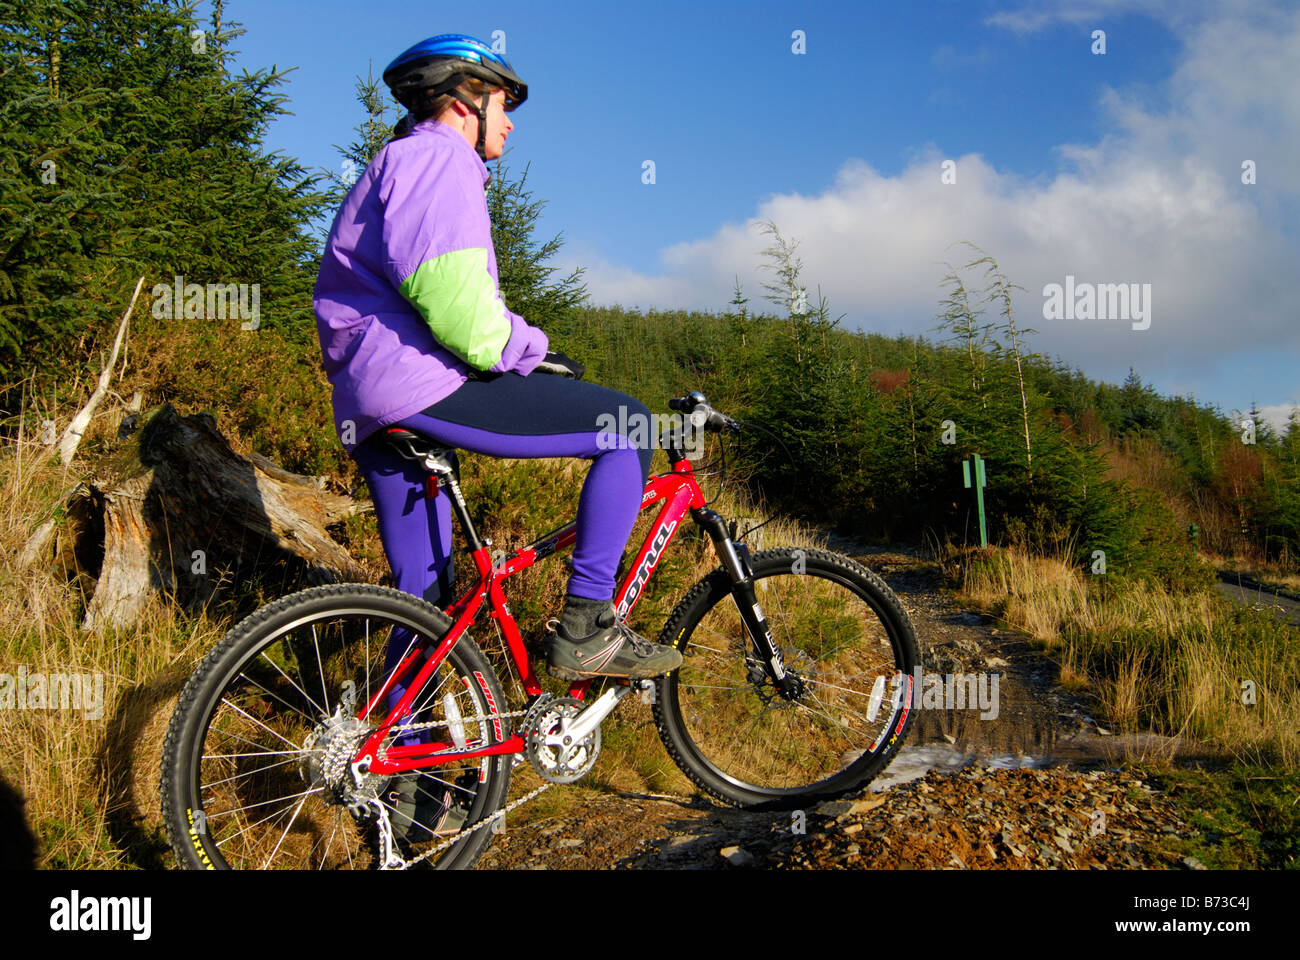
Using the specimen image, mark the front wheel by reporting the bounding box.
[653,547,919,808]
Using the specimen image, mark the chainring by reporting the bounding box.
[522,695,601,784]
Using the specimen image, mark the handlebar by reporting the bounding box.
[668,391,741,434]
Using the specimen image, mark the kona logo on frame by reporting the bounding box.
[619,519,678,613]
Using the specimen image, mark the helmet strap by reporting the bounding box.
[475,87,491,160]
[445,88,492,162]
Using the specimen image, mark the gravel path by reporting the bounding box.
[1215,571,1300,627]
[477,548,1211,870]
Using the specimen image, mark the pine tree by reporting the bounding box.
[0,0,122,376]
[485,155,587,333]
[757,219,811,367]
[965,244,1035,475]
[324,64,397,213]
[0,0,329,394]
[1118,369,1164,437]
[934,258,992,409]
[728,275,749,348]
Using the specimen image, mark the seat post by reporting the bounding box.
[433,455,484,555]
[382,430,484,554]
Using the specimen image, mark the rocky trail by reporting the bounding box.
[478,546,1212,870]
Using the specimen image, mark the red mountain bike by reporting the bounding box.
[160,392,918,869]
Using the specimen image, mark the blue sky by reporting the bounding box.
[227,0,1299,434]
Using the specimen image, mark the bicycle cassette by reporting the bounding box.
[522,695,601,784]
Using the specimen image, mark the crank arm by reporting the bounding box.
[556,685,628,744]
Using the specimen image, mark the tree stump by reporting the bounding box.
[52,403,368,632]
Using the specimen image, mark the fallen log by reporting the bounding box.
[52,403,367,632]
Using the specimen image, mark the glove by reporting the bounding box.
[533,351,585,380]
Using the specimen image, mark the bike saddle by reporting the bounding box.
[382,428,459,477]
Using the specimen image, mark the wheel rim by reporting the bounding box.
[671,564,911,797]
[182,603,500,869]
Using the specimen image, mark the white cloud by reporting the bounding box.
[561,2,1299,414]
[564,240,703,313]
[1250,403,1300,438]
[984,0,1221,35]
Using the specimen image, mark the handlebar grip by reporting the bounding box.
[668,394,737,433]
[669,391,707,414]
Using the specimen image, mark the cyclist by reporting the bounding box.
[312,35,683,830]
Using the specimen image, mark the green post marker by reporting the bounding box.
[962,453,989,547]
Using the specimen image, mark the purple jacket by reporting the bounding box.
[314,119,549,450]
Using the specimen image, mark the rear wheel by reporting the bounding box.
[653,548,919,808]
[160,584,511,869]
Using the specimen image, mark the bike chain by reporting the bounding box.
[374,702,550,870]
[373,706,533,762]
[395,779,552,870]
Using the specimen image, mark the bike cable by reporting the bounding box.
[693,435,729,508]
[727,417,800,545]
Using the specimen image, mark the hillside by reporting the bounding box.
[2,1,1297,873]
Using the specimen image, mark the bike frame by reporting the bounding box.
[354,457,709,777]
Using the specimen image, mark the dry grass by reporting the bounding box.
[961,544,1300,768]
[1260,571,1300,593]
[0,416,228,867]
[1,396,839,866]
[960,545,1085,648]
[1219,557,1300,596]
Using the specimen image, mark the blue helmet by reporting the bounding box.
[383,34,527,158]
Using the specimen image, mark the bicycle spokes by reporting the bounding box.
[669,552,914,795]
[187,604,500,869]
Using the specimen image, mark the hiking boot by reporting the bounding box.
[384,772,471,844]
[546,596,683,680]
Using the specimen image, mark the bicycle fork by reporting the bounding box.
[692,508,800,699]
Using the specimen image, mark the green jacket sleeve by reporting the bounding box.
[399,248,512,370]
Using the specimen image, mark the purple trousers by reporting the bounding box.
[349,372,654,738]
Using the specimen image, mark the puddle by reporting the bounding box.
[907,668,1071,755]
[889,670,1207,780]
[870,742,1050,792]
[834,546,1228,776]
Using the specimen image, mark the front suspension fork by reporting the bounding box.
[692,508,799,698]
